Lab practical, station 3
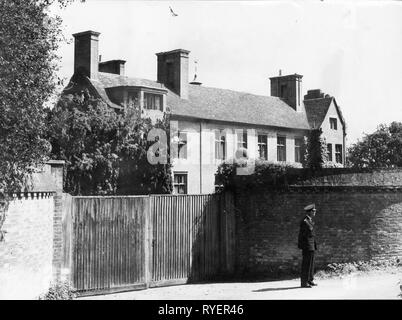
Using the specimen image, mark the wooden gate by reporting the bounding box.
[71,196,149,294]
[150,193,235,287]
[68,193,235,295]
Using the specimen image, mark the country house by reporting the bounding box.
[63,30,346,194]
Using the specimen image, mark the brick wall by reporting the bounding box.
[0,193,54,299]
[299,169,402,186]
[234,171,402,278]
[49,161,65,281]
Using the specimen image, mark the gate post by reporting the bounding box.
[61,194,74,284]
[143,195,152,288]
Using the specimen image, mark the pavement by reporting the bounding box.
[79,272,402,300]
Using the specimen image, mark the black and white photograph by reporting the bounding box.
[1,0,402,308]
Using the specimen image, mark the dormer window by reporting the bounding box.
[330,118,337,130]
[144,93,163,111]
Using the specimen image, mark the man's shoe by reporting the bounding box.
[301,284,312,288]
[308,281,318,286]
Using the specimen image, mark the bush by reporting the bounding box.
[316,258,402,279]
[216,158,402,193]
[215,159,303,191]
[322,161,344,168]
[327,262,357,275]
[39,281,77,300]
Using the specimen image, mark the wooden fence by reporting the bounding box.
[64,193,235,295]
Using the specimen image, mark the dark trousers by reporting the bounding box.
[301,250,315,285]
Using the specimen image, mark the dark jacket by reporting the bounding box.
[298,215,317,251]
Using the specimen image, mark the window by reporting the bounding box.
[215,130,226,160]
[173,172,187,194]
[330,118,337,130]
[277,136,286,162]
[177,131,187,159]
[294,137,303,163]
[327,143,333,162]
[237,130,248,158]
[127,91,139,107]
[144,93,163,111]
[335,144,343,164]
[258,134,268,160]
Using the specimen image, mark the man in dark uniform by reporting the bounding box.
[298,203,318,288]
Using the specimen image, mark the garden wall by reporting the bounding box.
[298,168,402,186]
[0,193,55,299]
[0,160,64,299]
[234,170,402,277]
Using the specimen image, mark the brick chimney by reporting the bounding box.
[156,49,190,99]
[269,73,303,111]
[304,89,326,100]
[73,30,100,79]
[99,60,126,76]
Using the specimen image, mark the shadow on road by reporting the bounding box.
[252,286,301,292]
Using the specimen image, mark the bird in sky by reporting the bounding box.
[169,6,178,17]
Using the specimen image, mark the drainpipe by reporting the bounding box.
[200,121,202,194]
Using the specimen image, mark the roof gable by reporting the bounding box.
[303,97,333,129]
[304,96,346,132]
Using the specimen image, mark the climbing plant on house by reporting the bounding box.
[305,128,328,170]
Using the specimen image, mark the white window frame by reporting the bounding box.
[277,135,287,162]
[173,172,188,194]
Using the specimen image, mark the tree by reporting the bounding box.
[0,0,75,241]
[0,0,73,196]
[46,91,172,195]
[347,122,402,168]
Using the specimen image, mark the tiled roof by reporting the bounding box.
[168,85,310,130]
[332,98,347,132]
[88,77,122,109]
[98,72,167,91]
[89,72,167,109]
[303,97,333,129]
[91,73,311,130]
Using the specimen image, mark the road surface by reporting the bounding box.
[79,272,401,300]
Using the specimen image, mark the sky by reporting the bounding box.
[52,0,402,146]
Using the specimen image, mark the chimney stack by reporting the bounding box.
[269,73,303,112]
[156,49,190,99]
[73,30,100,79]
[99,60,126,76]
[304,89,326,100]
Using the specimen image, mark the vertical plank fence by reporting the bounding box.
[71,196,148,294]
[68,192,235,295]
